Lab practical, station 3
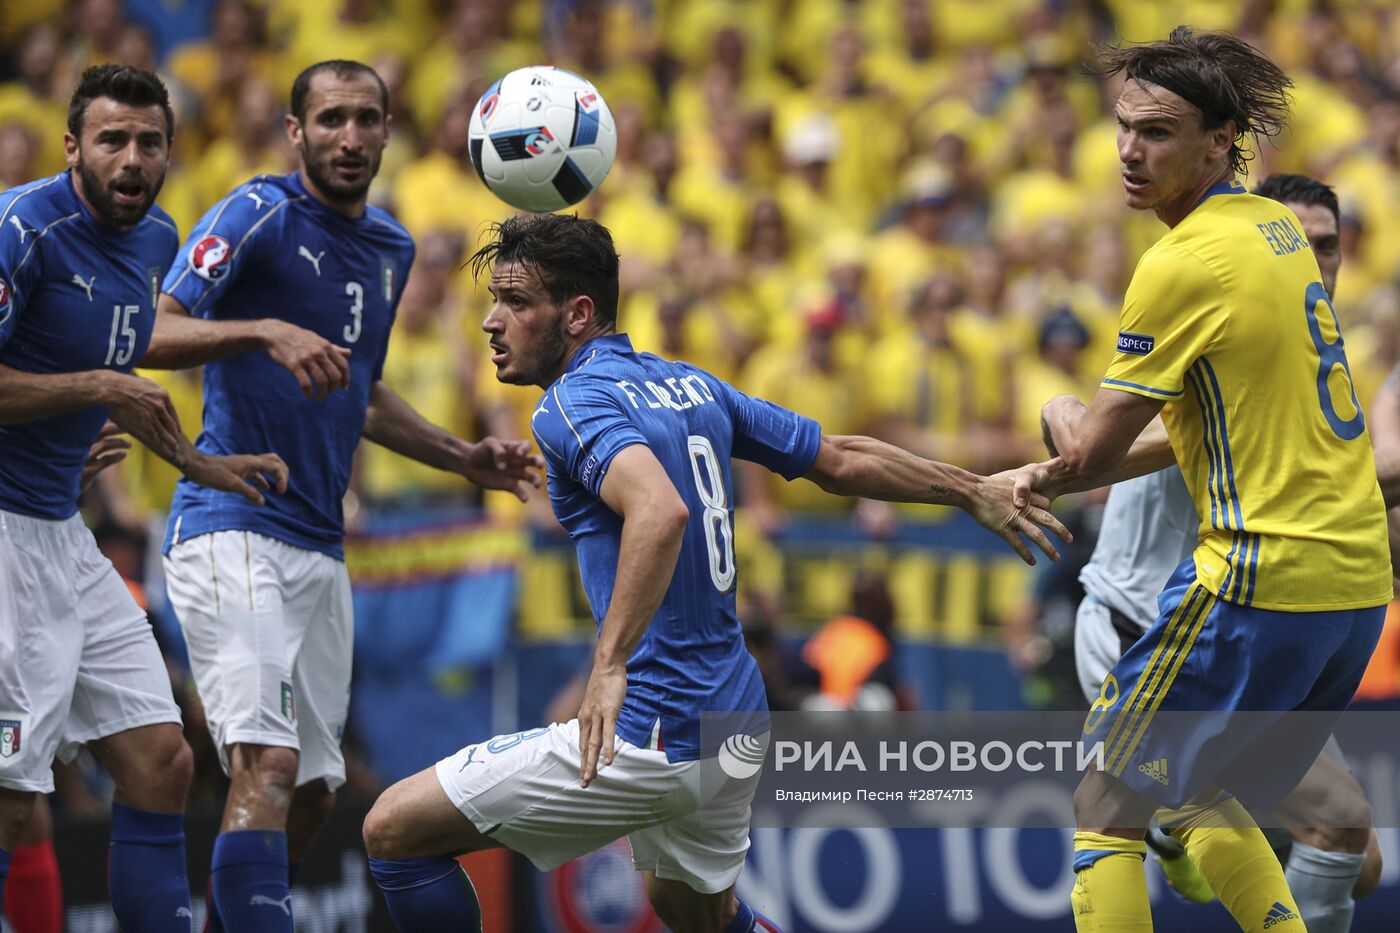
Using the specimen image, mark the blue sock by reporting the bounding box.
[203,875,224,933]
[0,846,10,906]
[109,803,191,932]
[726,899,784,933]
[211,830,292,933]
[369,855,481,932]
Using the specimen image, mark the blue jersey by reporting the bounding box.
[531,334,822,761]
[0,171,177,519]
[162,173,414,559]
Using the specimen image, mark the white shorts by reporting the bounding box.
[164,531,352,790]
[0,509,181,792]
[1074,595,1133,703]
[435,720,764,895]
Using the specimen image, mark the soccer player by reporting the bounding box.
[1072,172,1383,931]
[140,60,541,933]
[0,64,289,931]
[1013,28,1392,933]
[359,212,1070,933]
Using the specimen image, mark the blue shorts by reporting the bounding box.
[1082,559,1384,810]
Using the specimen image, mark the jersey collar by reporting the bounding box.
[562,333,632,376]
[1196,179,1247,206]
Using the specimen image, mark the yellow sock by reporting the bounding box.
[1171,798,1305,932]
[1071,831,1152,932]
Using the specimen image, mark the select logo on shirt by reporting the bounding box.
[189,234,232,281]
[1117,331,1155,356]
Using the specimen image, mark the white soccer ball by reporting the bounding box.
[468,66,617,213]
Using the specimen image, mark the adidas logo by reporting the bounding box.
[1262,901,1299,928]
[1137,758,1170,785]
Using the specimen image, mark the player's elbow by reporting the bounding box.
[807,436,858,495]
[1059,435,1113,480]
[656,495,689,537]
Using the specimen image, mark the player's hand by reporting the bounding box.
[1011,458,1061,509]
[262,319,352,400]
[80,421,132,493]
[577,662,628,788]
[968,469,1071,565]
[183,450,290,506]
[458,436,544,502]
[101,371,184,461]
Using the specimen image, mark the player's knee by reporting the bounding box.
[1354,836,1383,899]
[231,744,300,807]
[124,729,194,807]
[0,791,39,849]
[362,787,413,860]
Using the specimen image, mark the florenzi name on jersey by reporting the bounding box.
[614,374,715,412]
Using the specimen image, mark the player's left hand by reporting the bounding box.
[577,662,627,788]
[184,451,290,506]
[80,421,133,492]
[969,469,1071,565]
[458,436,544,501]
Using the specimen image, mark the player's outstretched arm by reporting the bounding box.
[141,293,351,399]
[362,381,543,500]
[577,444,690,787]
[802,434,1071,565]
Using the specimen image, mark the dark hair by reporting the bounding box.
[1253,173,1340,226]
[1093,26,1292,177]
[290,60,389,122]
[468,213,621,329]
[68,64,174,142]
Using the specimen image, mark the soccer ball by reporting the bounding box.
[468,66,617,213]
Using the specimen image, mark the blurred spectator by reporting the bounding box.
[738,299,869,534]
[798,571,911,712]
[355,232,477,508]
[0,122,40,189]
[0,23,70,174]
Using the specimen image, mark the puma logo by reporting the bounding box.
[246,190,269,210]
[9,215,36,243]
[249,893,293,916]
[298,245,324,276]
[71,273,95,301]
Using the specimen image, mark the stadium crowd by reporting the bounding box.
[6,0,1400,798]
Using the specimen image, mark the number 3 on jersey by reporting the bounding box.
[344,281,363,343]
[688,435,735,592]
[1304,282,1364,440]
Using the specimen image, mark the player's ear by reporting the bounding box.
[565,294,596,335]
[284,113,303,149]
[63,132,79,168]
[1207,119,1236,163]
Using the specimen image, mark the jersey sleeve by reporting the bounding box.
[161,184,271,317]
[715,378,822,480]
[0,206,44,351]
[531,377,648,496]
[1102,246,1226,401]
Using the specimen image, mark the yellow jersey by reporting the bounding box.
[1102,182,1391,612]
